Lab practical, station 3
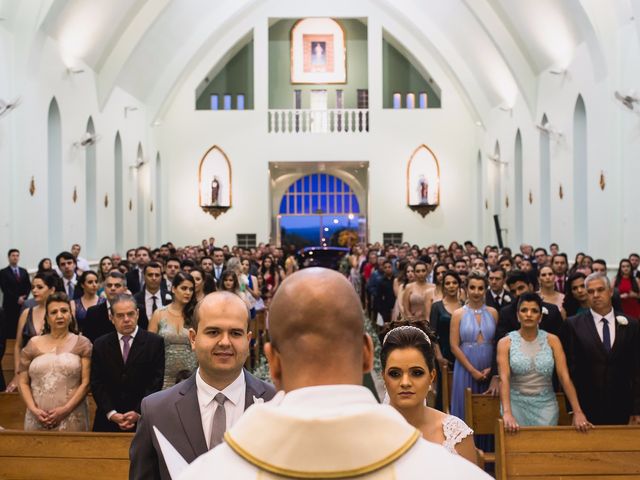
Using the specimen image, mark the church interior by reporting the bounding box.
[1,0,640,478]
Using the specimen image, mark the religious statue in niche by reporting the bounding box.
[198,145,232,218]
[291,18,346,84]
[407,145,441,217]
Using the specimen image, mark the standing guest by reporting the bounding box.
[498,256,513,273]
[90,294,164,432]
[126,249,136,264]
[71,244,91,273]
[18,292,92,431]
[373,260,396,325]
[37,258,53,273]
[614,259,640,319]
[497,293,591,432]
[537,265,565,315]
[471,257,487,274]
[592,259,623,312]
[549,243,560,256]
[82,272,126,343]
[71,271,105,325]
[148,272,198,390]
[129,291,276,480]
[260,255,279,307]
[551,254,569,293]
[450,271,497,421]
[190,267,206,303]
[562,272,590,317]
[431,271,464,371]
[533,248,548,268]
[485,267,512,311]
[56,251,81,300]
[111,253,122,268]
[402,261,434,322]
[348,245,365,297]
[211,248,226,286]
[580,255,594,272]
[431,263,449,303]
[382,321,476,463]
[164,257,181,291]
[6,272,57,392]
[630,253,640,278]
[134,262,171,330]
[561,272,640,425]
[126,247,151,295]
[97,256,113,295]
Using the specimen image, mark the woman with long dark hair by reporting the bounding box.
[614,259,640,318]
[562,272,589,317]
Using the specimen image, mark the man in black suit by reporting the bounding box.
[0,249,32,339]
[561,272,640,425]
[129,291,276,479]
[55,251,83,300]
[485,269,563,394]
[90,293,164,432]
[485,266,512,311]
[126,246,151,295]
[82,271,127,343]
[210,248,226,287]
[551,253,569,293]
[133,262,170,330]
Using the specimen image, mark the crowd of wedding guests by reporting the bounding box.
[0,239,638,461]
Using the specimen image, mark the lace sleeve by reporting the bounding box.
[17,339,38,375]
[442,415,473,455]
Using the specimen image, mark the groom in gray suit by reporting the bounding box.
[129,292,276,480]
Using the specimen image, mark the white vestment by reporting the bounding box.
[179,385,490,480]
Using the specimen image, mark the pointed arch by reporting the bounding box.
[539,113,551,246]
[198,146,232,207]
[406,144,441,206]
[136,142,145,245]
[573,95,587,251]
[85,116,97,257]
[114,132,124,253]
[47,97,63,254]
[477,150,483,241]
[155,152,162,242]
[514,129,523,244]
[493,140,502,218]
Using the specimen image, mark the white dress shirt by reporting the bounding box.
[214,265,223,280]
[144,289,161,320]
[107,326,139,420]
[196,368,246,449]
[590,309,616,346]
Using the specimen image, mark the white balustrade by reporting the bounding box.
[268,109,369,133]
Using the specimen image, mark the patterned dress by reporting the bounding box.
[442,415,474,455]
[505,330,558,426]
[157,310,198,389]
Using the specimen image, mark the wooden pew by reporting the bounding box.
[495,419,640,479]
[464,388,571,466]
[440,363,453,414]
[0,430,133,480]
[2,338,16,383]
[0,392,97,430]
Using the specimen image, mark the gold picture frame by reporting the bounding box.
[290,18,346,84]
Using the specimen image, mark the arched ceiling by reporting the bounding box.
[1,0,626,124]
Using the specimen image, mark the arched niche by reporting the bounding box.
[406,144,440,217]
[85,116,97,257]
[539,113,551,246]
[114,131,124,253]
[573,95,587,251]
[198,145,232,218]
[47,97,63,254]
[514,129,523,245]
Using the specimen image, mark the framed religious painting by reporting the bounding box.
[198,145,232,218]
[407,144,441,217]
[291,18,346,84]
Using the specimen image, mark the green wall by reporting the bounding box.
[196,41,254,110]
[382,38,441,108]
[268,19,368,109]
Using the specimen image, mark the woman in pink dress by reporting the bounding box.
[614,259,640,318]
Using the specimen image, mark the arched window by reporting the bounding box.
[573,95,587,251]
[48,97,63,254]
[514,129,523,244]
[279,173,360,215]
[114,132,124,253]
[85,117,97,257]
[539,114,551,246]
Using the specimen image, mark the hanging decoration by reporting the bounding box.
[29,176,36,196]
[129,199,133,211]
[72,187,78,203]
[528,190,533,204]
[484,199,488,210]
[599,171,606,190]
[104,194,109,208]
[559,183,564,200]
[505,196,509,208]
[150,202,154,212]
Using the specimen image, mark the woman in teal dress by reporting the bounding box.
[148,272,198,389]
[497,292,592,432]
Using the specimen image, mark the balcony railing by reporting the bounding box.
[268,109,369,133]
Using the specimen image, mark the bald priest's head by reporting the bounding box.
[264,267,374,392]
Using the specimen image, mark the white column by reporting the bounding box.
[253,18,268,112]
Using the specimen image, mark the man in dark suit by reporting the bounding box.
[0,249,32,339]
[82,271,127,343]
[210,248,226,287]
[129,291,276,479]
[485,269,563,394]
[485,266,512,311]
[561,272,640,425]
[126,246,151,295]
[55,251,83,300]
[551,253,569,293]
[90,293,164,432]
[133,262,170,330]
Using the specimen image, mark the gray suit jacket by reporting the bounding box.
[129,370,276,480]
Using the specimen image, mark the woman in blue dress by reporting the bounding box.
[497,292,592,433]
[450,270,498,420]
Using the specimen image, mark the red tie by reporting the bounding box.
[14,268,20,281]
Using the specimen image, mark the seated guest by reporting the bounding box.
[537,265,566,316]
[382,321,476,464]
[82,271,126,343]
[71,270,104,325]
[148,272,198,389]
[17,292,92,431]
[90,294,164,432]
[561,273,640,425]
[134,261,170,330]
[7,272,57,392]
[129,291,276,480]
[562,272,589,317]
[497,293,590,432]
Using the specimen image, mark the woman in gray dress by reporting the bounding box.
[148,272,198,389]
